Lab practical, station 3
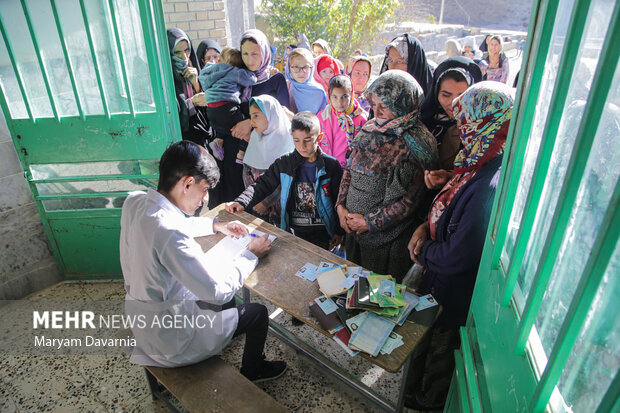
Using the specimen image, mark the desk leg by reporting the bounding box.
[242,287,251,304]
[395,355,412,413]
[267,319,396,412]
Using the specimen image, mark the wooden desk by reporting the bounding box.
[197,204,439,412]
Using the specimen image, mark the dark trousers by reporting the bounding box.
[206,103,246,202]
[221,298,269,378]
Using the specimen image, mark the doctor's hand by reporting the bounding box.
[214,220,249,238]
[248,234,271,258]
[225,202,245,213]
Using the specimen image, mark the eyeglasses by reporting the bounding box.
[386,57,406,66]
[290,65,312,73]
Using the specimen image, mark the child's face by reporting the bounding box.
[319,67,335,85]
[312,45,324,57]
[370,94,396,124]
[249,105,269,133]
[330,87,352,113]
[292,129,320,162]
[289,55,313,83]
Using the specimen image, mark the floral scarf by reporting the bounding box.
[429,81,514,239]
[362,70,437,165]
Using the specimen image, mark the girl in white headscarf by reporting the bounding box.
[242,95,295,220]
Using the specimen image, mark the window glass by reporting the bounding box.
[25,0,79,117]
[534,54,619,361]
[112,0,155,113]
[0,2,53,118]
[557,240,619,412]
[500,0,575,265]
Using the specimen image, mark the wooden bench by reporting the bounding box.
[145,356,289,413]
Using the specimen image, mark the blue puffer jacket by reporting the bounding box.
[235,148,344,238]
[198,63,256,104]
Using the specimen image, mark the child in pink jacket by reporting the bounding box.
[318,74,368,168]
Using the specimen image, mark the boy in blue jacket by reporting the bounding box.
[226,111,344,251]
[198,47,256,162]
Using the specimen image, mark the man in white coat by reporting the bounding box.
[120,141,286,382]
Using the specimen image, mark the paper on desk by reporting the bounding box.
[380,331,404,355]
[317,267,348,297]
[204,228,276,260]
[349,312,395,357]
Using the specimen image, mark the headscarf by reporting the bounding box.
[361,70,437,165]
[285,48,328,114]
[463,36,483,59]
[319,74,366,147]
[196,39,222,66]
[296,33,311,50]
[244,95,295,170]
[479,35,491,53]
[311,38,332,56]
[428,81,513,239]
[313,54,341,92]
[445,39,463,58]
[346,56,373,91]
[167,28,200,98]
[420,57,483,141]
[380,33,433,95]
[240,29,272,83]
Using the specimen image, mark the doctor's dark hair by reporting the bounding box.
[291,111,320,135]
[158,141,220,192]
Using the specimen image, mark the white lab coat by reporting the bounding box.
[120,188,258,367]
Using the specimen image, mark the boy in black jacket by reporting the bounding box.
[226,111,344,251]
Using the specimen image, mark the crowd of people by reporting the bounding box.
[139,26,516,410]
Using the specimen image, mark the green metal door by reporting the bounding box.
[445,0,619,411]
[0,0,181,277]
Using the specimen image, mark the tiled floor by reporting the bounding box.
[0,281,428,412]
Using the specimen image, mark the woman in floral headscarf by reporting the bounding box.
[336,70,438,281]
[405,81,514,411]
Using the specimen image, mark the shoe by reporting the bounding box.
[404,393,445,411]
[243,360,287,383]
[209,141,224,161]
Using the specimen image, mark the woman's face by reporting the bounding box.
[249,104,269,133]
[330,87,352,113]
[173,40,190,62]
[350,61,370,92]
[319,67,335,85]
[370,94,396,124]
[387,47,407,71]
[438,78,469,118]
[289,55,312,83]
[488,39,502,55]
[203,48,220,65]
[242,40,262,72]
[312,45,324,57]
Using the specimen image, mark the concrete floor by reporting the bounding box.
[0,281,428,413]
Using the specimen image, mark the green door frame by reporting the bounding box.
[445,0,619,411]
[0,0,181,277]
